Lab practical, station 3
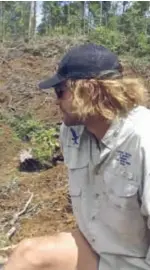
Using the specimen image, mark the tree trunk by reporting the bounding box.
[0,1,4,42]
[28,1,35,40]
[100,1,102,26]
[33,1,37,39]
[68,2,70,27]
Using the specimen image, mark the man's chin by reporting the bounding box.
[63,118,74,127]
[62,115,81,127]
[62,114,70,126]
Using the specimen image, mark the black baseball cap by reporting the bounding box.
[39,43,122,90]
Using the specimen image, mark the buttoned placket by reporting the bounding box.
[83,137,104,245]
[85,121,124,247]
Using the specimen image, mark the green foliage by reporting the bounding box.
[38,1,150,57]
[5,114,60,164]
[31,128,59,162]
[9,114,43,140]
[0,1,31,41]
[1,1,150,57]
[89,26,128,54]
[135,33,150,57]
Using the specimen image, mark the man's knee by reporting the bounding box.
[13,238,47,267]
[13,233,78,269]
[7,231,98,270]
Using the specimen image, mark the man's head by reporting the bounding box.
[53,82,83,126]
[39,43,146,127]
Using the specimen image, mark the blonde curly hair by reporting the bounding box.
[67,77,147,121]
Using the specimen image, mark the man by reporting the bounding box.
[4,43,150,270]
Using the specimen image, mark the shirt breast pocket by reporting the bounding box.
[104,169,139,210]
[102,169,146,240]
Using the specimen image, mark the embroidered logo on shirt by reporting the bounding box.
[70,128,79,145]
[116,150,132,166]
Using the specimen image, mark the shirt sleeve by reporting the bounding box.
[140,144,150,219]
[140,142,150,265]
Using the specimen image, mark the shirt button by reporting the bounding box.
[113,131,118,137]
[92,237,95,242]
[95,193,100,198]
[121,170,126,177]
[128,172,133,180]
[94,167,99,175]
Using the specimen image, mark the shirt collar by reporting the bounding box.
[101,117,125,149]
[68,116,126,150]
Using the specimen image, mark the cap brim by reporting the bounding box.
[39,74,65,89]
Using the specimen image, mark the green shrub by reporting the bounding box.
[31,128,59,162]
[4,114,60,165]
[9,114,43,140]
[135,33,150,57]
[88,26,128,54]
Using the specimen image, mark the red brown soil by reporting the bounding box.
[0,42,76,251]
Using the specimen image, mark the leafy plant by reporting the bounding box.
[88,26,128,54]
[7,114,60,165]
[9,115,43,140]
[31,128,59,162]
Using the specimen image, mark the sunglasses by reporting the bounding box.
[54,84,66,99]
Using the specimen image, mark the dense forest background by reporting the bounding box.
[0,1,150,56]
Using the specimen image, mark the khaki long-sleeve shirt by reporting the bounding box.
[60,106,150,270]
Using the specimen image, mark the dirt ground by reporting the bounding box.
[0,39,150,257]
[0,40,78,254]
